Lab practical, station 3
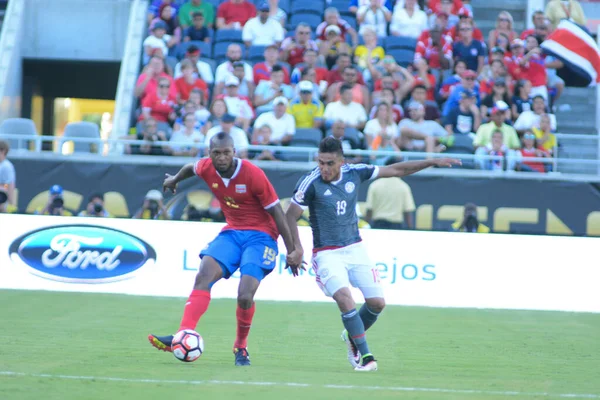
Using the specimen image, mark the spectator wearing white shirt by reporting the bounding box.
[357,0,392,38]
[143,21,171,64]
[513,95,557,134]
[253,65,293,114]
[323,83,368,130]
[253,97,295,145]
[390,0,427,38]
[169,113,205,157]
[214,43,254,95]
[215,75,255,130]
[242,2,284,47]
[174,45,214,85]
[204,113,250,158]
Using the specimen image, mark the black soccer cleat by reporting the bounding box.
[234,348,251,366]
[148,334,174,352]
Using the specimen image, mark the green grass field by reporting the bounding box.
[0,290,598,400]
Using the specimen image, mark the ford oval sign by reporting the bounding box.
[8,225,157,283]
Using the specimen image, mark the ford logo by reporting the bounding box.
[8,225,156,283]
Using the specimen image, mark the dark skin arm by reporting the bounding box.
[285,202,306,276]
[266,203,303,276]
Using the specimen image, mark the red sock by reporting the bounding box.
[179,290,211,331]
[234,303,256,349]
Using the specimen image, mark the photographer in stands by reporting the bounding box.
[451,203,490,233]
[0,140,16,211]
[133,190,170,220]
[35,185,73,216]
[78,193,111,218]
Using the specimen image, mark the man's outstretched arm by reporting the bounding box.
[377,158,462,178]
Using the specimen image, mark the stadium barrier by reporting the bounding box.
[1,213,598,313]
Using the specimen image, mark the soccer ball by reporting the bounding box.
[172,329,204,362]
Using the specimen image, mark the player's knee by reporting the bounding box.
[366,297,386,313]
[237,293,254,309]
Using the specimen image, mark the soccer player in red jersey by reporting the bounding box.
[148,132,302,366]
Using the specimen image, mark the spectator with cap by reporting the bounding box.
[480,76,511,122]
[143,21,171,64]
[516,132,551,173]
[356,0,392,39]
[326,65,370,111]
[0,140,16,211]
[411,84,441,122]
[216,76,254,129]
[439,60,467,101]
[474,102,520,168]
[253,65,293,114]
[169,112,205,156]
[453,20,485,74]
[242,2,284,47]
[179,0,215,28]
[216,0,256,29]
[183,12,210,42]
[35,185,73,216]
[175,59,209,105]
[442,69,480,117]
[79,193,111,218]
[365,161,416,230]
[288,81,325,128]
[140,77,177,123]
[174,45,214,85]
[316,8,358,47]
[134,190,170,220]
[253,97,296,145]
[329,120,367,163]
[390,0,427,38]
[514,95,557,134]
[490,33,511,58]
[281,23,319,68]
[398,101,447,153]
[323,83,368,130]
[204,113,250,158]
[415,26,452,73]
[444,89,480,135]
[253,45,291,85]
[293,67,325,101]
[172,96,210,132]
[214,44,254,95]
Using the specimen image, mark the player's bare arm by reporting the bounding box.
[163,163,196,193]
[265,202,304,275]
[284,202,305,276]
[377,158,462,178]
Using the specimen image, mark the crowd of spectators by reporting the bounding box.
[128,0,583,174]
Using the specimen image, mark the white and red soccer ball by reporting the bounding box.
[172,329,204,362]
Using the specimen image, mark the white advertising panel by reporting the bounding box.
[0,214,598,312]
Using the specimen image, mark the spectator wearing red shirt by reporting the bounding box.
[290,49,329,86]
[326,65,371,110]
[520,10,549,41]
[412,58,437,102]
[135,56,177,100]
[428,0,464,15]
[281,23,319,67]
[141,77,177,122]
[448,10,484,42]
[175,59,209,104]
[424,10,454,35]
[415,27,452,71]
[327,54,365,86]
[517,132,550,173]
[216,0,256,29]
[252,45,290,85]
[506,38,547,103]
[316,7,358,46]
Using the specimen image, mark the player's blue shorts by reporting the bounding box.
[200,230,278,282]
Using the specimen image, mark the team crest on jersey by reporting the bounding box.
[345,182,355,193]
[295,190,304,202]
[235,184,247,193]
[212,183,218,189]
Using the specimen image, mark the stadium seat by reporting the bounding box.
[214,29,243,44]
[342,14,357,30]
[60,122,102,154]
[200,57,217,75]
[387,48,415,67]
[248,45,268,63]
[293,128,323,147]
[289,13,322,30]
[443,133,475,169]
[176,41,212,59]
[384,36,418,51]
[0,118,38,150]
[329,0,349,12]
[165,56,178,73]
[213,42,231,62]
[290,1,324,16]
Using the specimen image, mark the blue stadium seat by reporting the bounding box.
[215,29,243,44]
[213,42,232,61]
[165,56,178,73]
[293,129,323,147]
[291,1,324,16]
[248,45,267,63]
[176,41,212,59]
[387,48,415,67]
[289,13,322,30]
[384,36,418,51]
[342,15,357,31]
[329,0,350,12]
[200,57,217,75]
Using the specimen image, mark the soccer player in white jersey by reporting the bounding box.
[285,137,460,371]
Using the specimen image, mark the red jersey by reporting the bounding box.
[428,0,464,15]
[506,55,547,87]
[175,77,209,102]
[520,28,535,40]
[135,72,177,100]
[316,19,352,41]
[327,69,365,86]
[140,92,177,122]
[415,33,453,69]
[281,37,319,67]
[413,74,437,101]
[519,147,549,173]
[252,62,291,85]
[194,158,280,239]
[217,1,256,27]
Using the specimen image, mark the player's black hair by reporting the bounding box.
[319,136,344,157]
[209,132,235,150]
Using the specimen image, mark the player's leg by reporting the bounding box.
[148,232,241,352]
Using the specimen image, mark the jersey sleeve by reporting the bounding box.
[250,166,279,209]
[193,158,210,179]
[291,172,316,209]
[353,163,379,182]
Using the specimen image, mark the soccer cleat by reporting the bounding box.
[148,334,174,352]
[354,354,378,372]
[234,348,251,366]
[341,329,360,368]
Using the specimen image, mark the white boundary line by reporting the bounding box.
[0,371,598,398]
